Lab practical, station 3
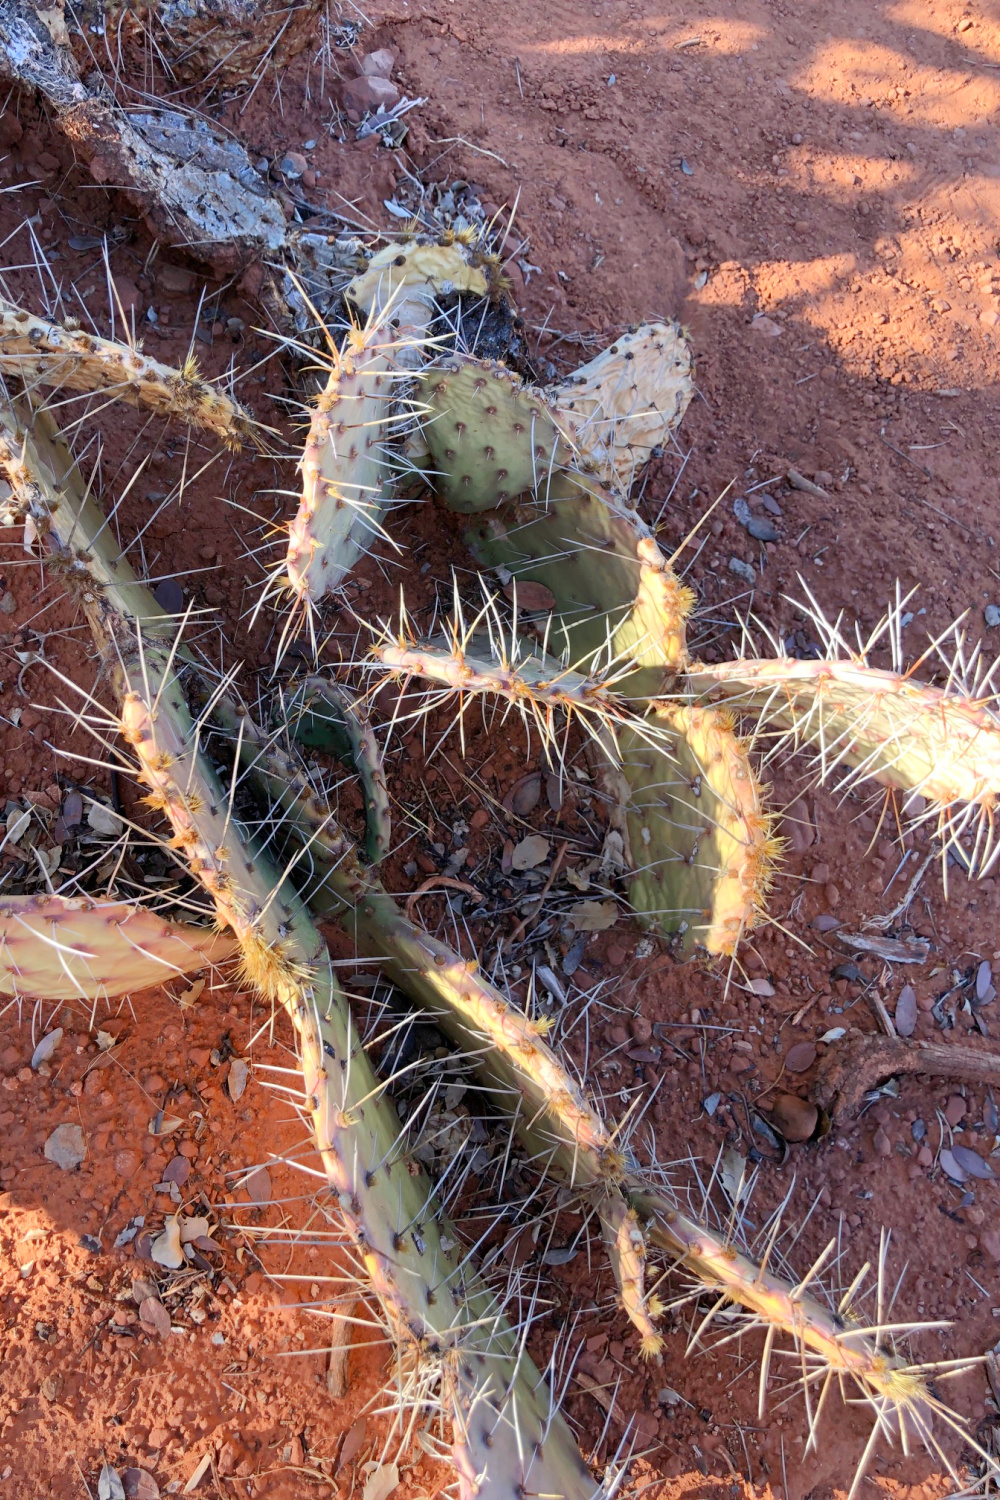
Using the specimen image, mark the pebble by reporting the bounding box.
[985,605,1000,629]
[341,75,401,120]
[358,48,395,77]
[770,1093,818,1142]
[733,497,751,526]
[280,151,308,179]
[606,945,626,965]
[811,862,831,884]
[812,913,840,931]
[607,1026,629,1048]
[747,515,779,542]
[981,1229,1000,1263]
[760,494,783,517]
[873,1127,892,1158]
[629,1015,653,1044]
[44,1123,86,1170]
[728,557,755,583]
[750,314,783,337]
[782,797,814,853]
[824,882,841,907]
[114,1149,139,1179]
[944,1095,966,1126]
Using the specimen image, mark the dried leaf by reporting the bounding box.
[123,1470,160,1500]
[784,1042,817,1074]
[895,984,918,1038]
[950,1144,996,1181]
[834,931,930,964]
[150,1218,184,1269]
[178,976,205,1010]
[819,1027,846,1043]
[511,834,549,871]
[228,1058,249,1101]
[139,1296,171,1339]
[719,1148,748,1206]
[702,1092,721,1117]
[362,1462,399,1500]
[541,1245,578,1266]
[564,865,590,892]
[31,1028,63,1068]
[96,1029,117,1052]
[336,1418,367,1476]
[98,1466,126,1500]
[148,1113,184,1137]
[179,1215,212,1244]
[938,1148,968,1183]
[568,899,618,933]
[182,1454,212,1494]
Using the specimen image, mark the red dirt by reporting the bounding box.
[2,1,1000,1498]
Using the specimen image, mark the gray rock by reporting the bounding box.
[985,604,1000,628]
[44,1123,86,1170]
[729,557,756,584]
[747,515,779,542]
[733,497,751,525]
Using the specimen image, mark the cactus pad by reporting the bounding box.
[466,469,693,697]
[288,678,391,863]
[346,239,490,325]
[617,703,776,955]
[0,894,235,999]
[546,320,693,486]
[417,354,569,512]
[0,295,260,450]
[688,654,1000,827]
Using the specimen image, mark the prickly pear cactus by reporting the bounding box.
[545,320,693,486]
[617,703,777,955]
[466,469,693,698]
[0,295,260,449]
[0,894,235,999]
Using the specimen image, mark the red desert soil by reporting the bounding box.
[2,1,1000,1498]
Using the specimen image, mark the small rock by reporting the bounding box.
[984,605,1000,629]
[341,75,401,120]
[747,515,779,542]
[629,1015,653,1044]
[114,1149,140,1179]
[873,1127,892,1158]
[0,591,15,615]
[607,1025,629,1048]
[158,265,193,294]
[358,48,395,77]
[811,863,831,885]
[916,1144,933,1167]
[760,494,783,517]
[280,151,308,179]
[944,1094,966,1127]
[606,945,627,966]
[729,557,755,584]
[733,497,751,526]
[824,882,841,907]
[44,1123,86,1170]
[770,1093,818,1143]
[750,314,783,336]
[469,807,490,830]
[812,913,840,932]
[782,797,814,853]
[508,774,542,816]
[162,1155,190,1187]
[981,1229,1000,1263]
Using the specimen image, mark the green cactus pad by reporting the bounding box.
[416,355,570,512]
[465,469,693,699]
[288,678,391,864]
[616,703,776,955]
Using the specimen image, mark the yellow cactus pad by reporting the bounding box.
[688,655,1000,819]
[0,894,234,999]
[0,296,260,450]
[618,703,776,955]
[346,240,489,320]
[547,321,693,487]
